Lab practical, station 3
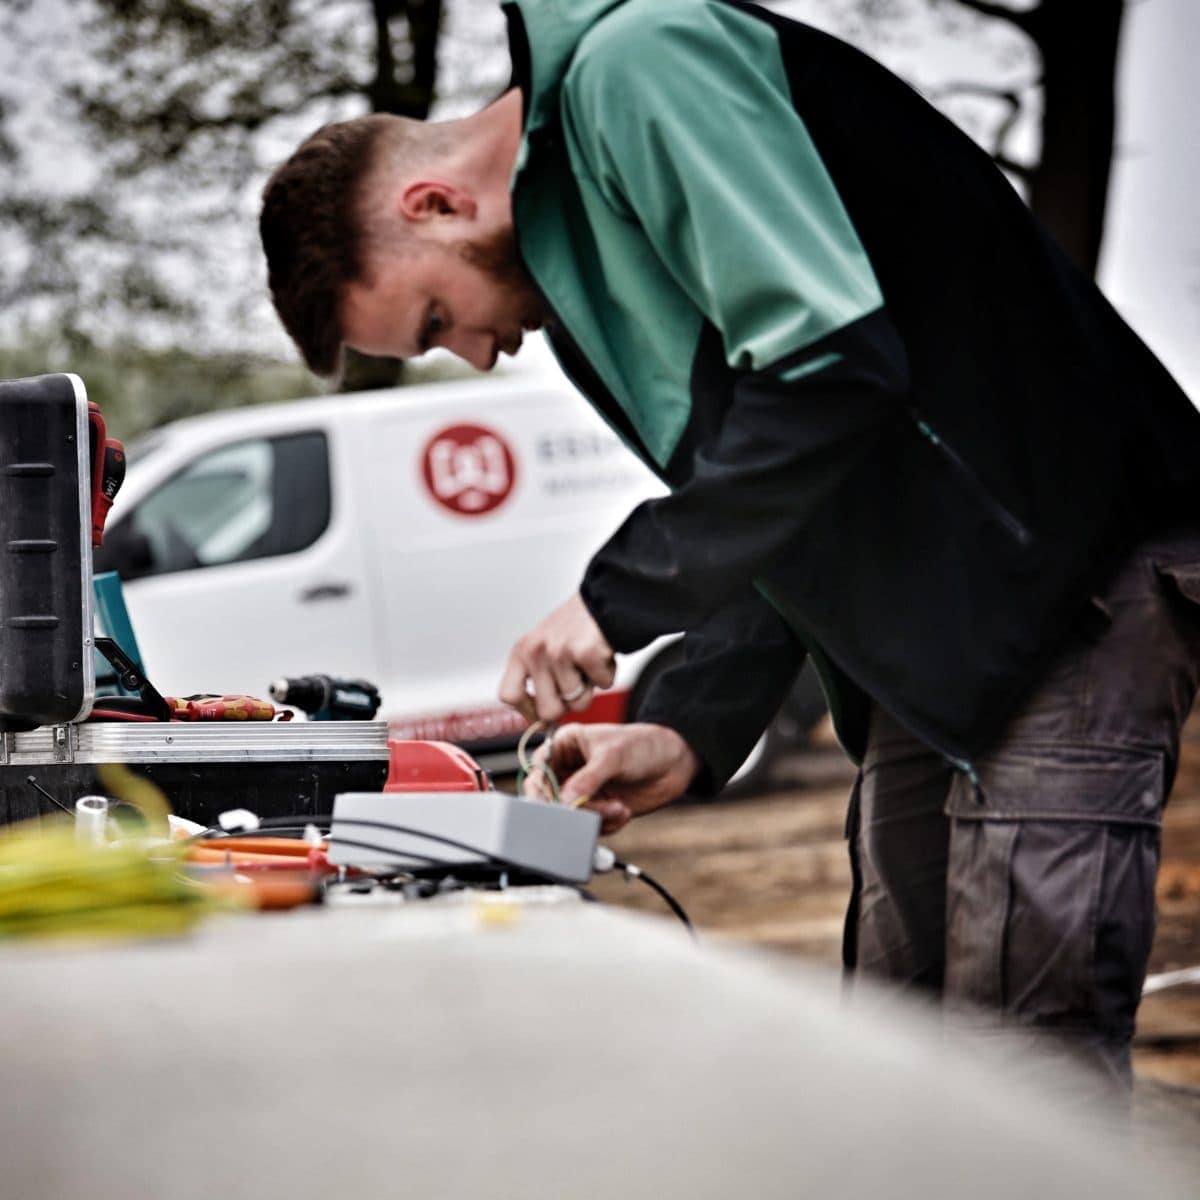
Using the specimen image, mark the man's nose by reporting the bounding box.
[448,328,496,371]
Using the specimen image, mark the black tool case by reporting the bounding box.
[1,373,391,827]
[0,373,96,730]
[0,721,389,827]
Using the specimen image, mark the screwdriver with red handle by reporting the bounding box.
[86,399,125,546]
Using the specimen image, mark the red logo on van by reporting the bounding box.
[421,424,517,516]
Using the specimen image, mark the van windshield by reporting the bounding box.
[124,429,169,465]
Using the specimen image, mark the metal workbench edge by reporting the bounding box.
[0,721,391,765]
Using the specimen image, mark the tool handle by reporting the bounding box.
[94,636,173,721]
[91,438,126,546]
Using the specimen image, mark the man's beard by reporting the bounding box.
[454,226,548,331]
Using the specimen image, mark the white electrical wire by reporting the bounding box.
[1143,965,1200,995]
[516,721,561,802]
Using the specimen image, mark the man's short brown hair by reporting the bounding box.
[259,114,395,378]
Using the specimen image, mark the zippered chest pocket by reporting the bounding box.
[911,411,1034,547]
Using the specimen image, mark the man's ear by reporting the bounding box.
[398,181,478,224]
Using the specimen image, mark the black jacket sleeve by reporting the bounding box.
[633,583,807,795]
[580,310,909,653]
[563,4,912,651]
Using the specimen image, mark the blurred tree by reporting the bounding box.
[0,329,316,438]
[70,0,455,389]
[0,0,507,387]
[0,0,1126,411]
[812,0,1125,277]
[61,0,440,170]
[0,327,476,439]
[934,0,1125,278]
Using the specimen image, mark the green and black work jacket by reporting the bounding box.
[504,0,1200,789]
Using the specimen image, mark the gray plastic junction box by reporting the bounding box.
[328,790,602,883]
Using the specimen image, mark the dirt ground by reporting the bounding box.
[576,717,1200,1159]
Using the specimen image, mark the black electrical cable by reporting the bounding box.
[187,816,343,844]
[185,816,329,841]
[186,820,322,842]
[197,824,312,840]
[327,833,595,902]
[258,813,593,892]
[199,814,670,921]
[24,776,76,817]
[614,858,695,937]
[202,817,594,898]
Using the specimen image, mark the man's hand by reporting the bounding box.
[526,723,701,835]
[499,593,616,723]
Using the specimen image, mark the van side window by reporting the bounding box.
[99,432,331,580]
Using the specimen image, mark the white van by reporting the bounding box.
[95,340,824,782]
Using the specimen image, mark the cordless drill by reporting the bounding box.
[268,675,381,721]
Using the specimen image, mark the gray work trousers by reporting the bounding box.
[843,526,1200,1095]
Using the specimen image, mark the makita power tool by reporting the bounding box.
[268,675,381,721]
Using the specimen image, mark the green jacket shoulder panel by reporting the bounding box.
[560,0,883,370]
[509,0,884,466]
[503,0,627,139]
[508,1,707,467]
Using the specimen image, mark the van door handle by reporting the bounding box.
[299,582,353,603]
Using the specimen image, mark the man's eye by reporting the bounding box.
[419,308,449,354]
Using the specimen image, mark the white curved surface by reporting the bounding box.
[0,901,1187,1198]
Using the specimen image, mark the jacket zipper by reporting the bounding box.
[912,412,1033,547]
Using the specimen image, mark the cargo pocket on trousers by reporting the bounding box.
[943,790,1018,1012]
[943,747,1162,1032]
[1155,558,1200,662]
[1155,558,1200,612]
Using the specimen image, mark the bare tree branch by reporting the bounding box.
[927,79,1036,180]
[992,88,1026,164]
[927,79,1023,103]
[993,154,1032,180]
[946,0,1038,34]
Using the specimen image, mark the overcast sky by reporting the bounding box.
[1101,0,1200,400]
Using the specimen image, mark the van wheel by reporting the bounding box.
[625,643,780,799]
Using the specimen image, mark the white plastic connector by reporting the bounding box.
[168,815,207,838]
[592,845,616,874]
[302,823,323,847]
[217,808,261,833]
[75,795,109,846]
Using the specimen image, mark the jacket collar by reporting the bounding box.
[502,0,627,139]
